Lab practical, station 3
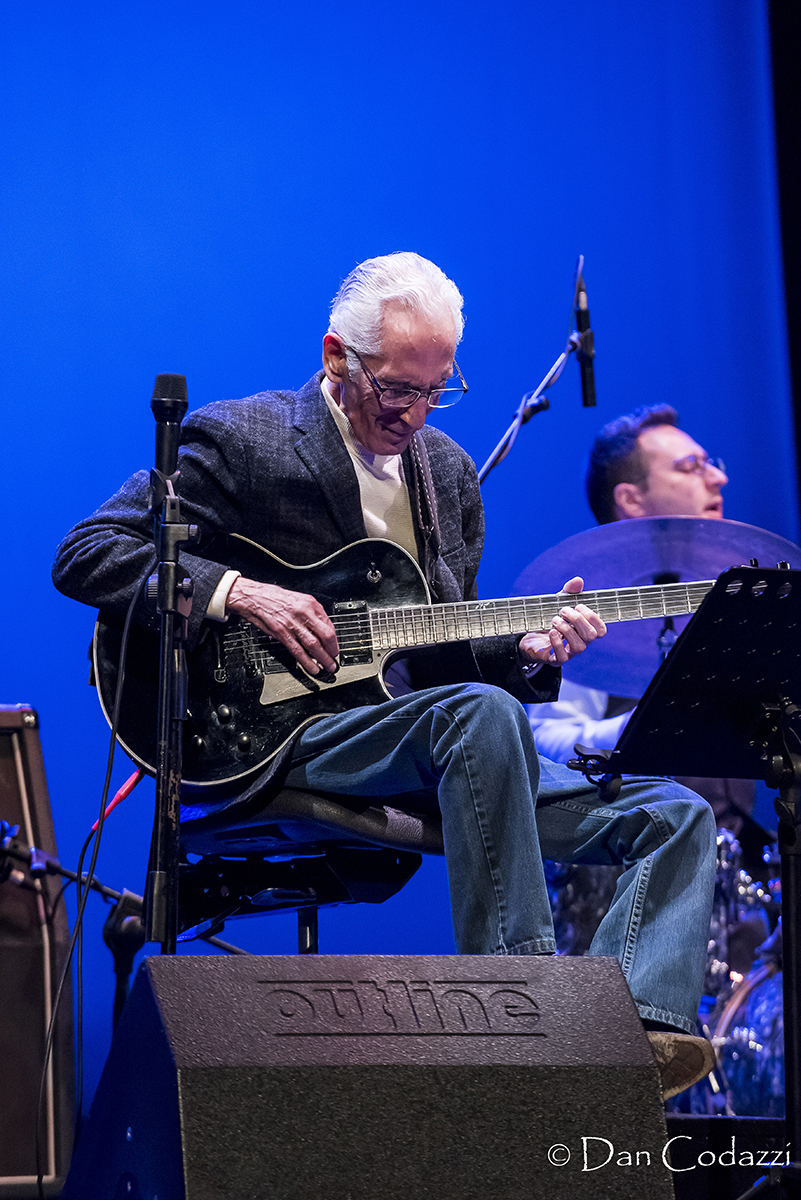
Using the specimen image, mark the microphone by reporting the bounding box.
[151,374,188,478]
[574,261,596,407]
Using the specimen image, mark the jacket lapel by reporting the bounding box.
[292,374,367,546]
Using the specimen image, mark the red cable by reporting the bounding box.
[91,768,144,832]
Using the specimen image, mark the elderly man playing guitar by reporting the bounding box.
[53,251,716,1099]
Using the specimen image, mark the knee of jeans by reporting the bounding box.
[657,789,718,841]
[444,682,528,727]
[432,684,533,755]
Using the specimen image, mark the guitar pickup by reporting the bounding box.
[334,600,373,664]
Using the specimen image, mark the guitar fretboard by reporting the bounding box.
[367,581,714,651]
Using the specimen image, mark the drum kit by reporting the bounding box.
[516,515,801,1118]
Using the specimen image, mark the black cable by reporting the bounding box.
[48,876,72,924]
[71,822,98,1148]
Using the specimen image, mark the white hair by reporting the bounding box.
[328,252,464,378]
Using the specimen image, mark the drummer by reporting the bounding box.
[527,404,755,832]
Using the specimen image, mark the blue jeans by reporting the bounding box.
[285,682,717,1033]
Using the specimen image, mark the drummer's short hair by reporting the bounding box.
[586,405,680,524]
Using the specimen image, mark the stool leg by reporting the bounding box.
[298,906,318,954]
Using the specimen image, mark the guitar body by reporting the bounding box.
[93,535,431,790]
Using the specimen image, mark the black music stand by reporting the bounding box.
[606,565,801,1198]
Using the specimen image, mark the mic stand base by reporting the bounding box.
[103,890,147,1030]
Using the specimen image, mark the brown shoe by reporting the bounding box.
[647,1032,716,1100]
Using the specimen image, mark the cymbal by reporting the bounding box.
[511,517,801,696]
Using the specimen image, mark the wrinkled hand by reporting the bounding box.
[519,576,606,668]
[226,577,339,676]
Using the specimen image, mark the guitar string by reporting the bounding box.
[221,582,715,661]
[222,582,715,649]
[224,610,714,656]
[220,580,715,639]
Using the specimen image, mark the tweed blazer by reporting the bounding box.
[53,374,558,800]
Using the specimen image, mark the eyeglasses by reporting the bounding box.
[344,344,468,410]
[672,454,726,476]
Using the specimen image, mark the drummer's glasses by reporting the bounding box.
[345,345,468,410]
[673,453,726,477]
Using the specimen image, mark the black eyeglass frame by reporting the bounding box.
[342,343,468,411]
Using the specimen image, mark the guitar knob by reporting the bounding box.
[145,574,159,610]
[237,733,251,751]
[190,736,206,754]
[217,705,232,723]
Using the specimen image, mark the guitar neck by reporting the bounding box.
[367,580,715,652]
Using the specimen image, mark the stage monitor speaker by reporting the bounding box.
[0,705,74,1199]
[64,953,676,1200]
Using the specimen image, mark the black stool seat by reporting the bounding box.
[180,786,445,857]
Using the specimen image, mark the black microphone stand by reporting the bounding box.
[144,375,198,954]
[477,333,580,484]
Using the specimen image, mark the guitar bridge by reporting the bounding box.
[334,600,373,665]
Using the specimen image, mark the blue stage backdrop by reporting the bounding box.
[2,0,796,1110]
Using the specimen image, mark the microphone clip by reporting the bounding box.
[576,327,594,365]
[148,467,180,518]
